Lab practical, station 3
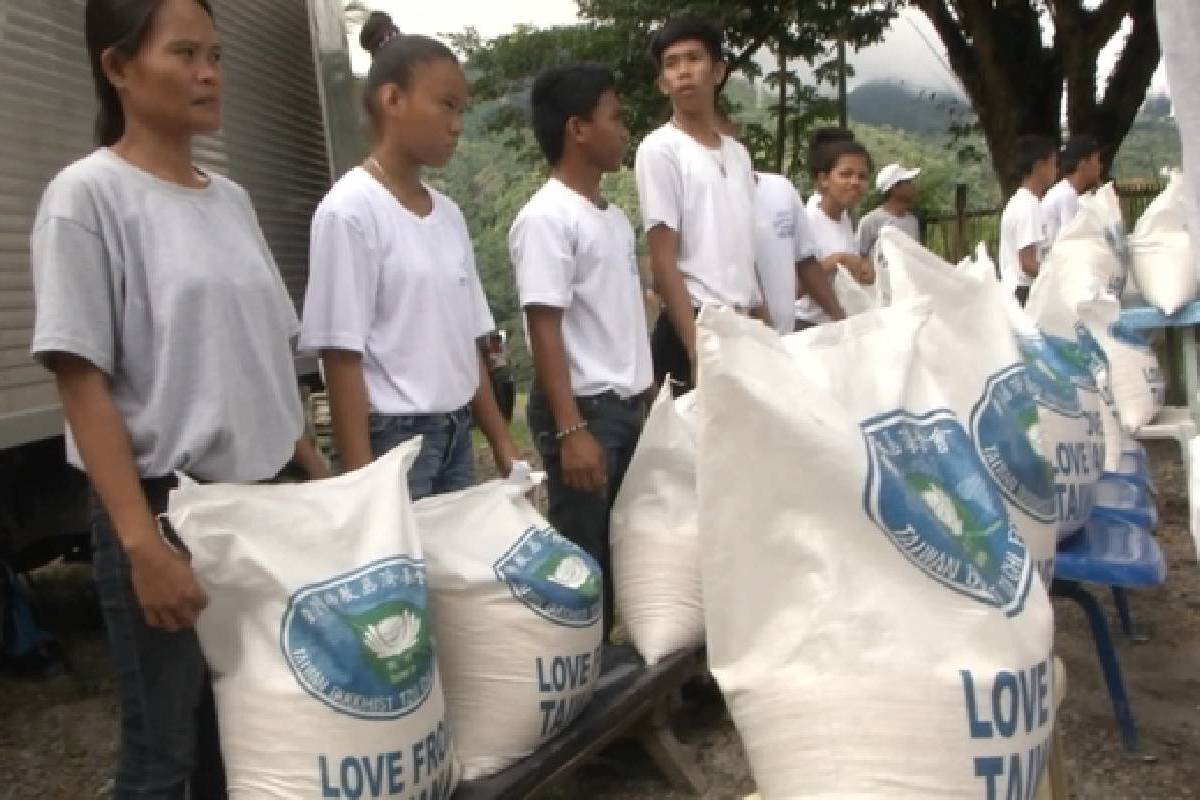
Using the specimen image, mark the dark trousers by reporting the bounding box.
[527,388,645,636]
[90,479,226,799]
[651,311,694,395]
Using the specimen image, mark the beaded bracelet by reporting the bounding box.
[555,420,589,441]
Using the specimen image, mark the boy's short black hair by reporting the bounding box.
[811,138,873,178]
[531,63,616,166]
[1060,134,1102,175]
[807,127,855,178]
[650,15,724,70]
[1016,134,1057,178]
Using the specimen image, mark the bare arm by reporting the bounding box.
[526,306,606,493]
[647,224,695,361]
[321,348,372,472]
[1018,244,1040,279]
[292,435,330,480]
[50,354,206,631]
[471,348,519,478]
[799,256,846,321]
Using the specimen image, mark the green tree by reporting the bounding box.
[912,0,1161,194]
[451,1,899,179]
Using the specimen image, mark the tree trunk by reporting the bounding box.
[914,0,1158,197]
[776,45,787,175]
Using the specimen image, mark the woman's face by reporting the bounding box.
[820,153,870,211]
[381,57,468,168]
[106,0,222,139]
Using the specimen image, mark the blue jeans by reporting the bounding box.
[368,407,475,500]
[527,389,646,635]
[90,483,225,799]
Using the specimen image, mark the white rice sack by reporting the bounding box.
[1032,185,1163,436]
[1130,171,1197,315]
[610,384,702,665]
[700,301,1055,799]
[413,466,603,780]
[883,230,1057,578]
[832,264,882,316]
[168,440,459,800]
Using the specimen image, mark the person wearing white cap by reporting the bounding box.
[856,163,921,263]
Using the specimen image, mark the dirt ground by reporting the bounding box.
[1,440,1197,799]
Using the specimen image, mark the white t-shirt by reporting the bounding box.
[300,168,495,415]
[999,186,1047,293]
[635,124,760,309]
[509,178,653,399]
[795,201,857,325]
[754,173,816,334]
[1041,179,1080,247]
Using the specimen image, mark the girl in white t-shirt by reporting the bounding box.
[795,136,875,328]
[300,12,517,498]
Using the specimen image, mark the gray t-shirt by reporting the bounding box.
[856,206,920,258]
[30,148,303,481]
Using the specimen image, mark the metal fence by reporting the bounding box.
[919,181,1165,263]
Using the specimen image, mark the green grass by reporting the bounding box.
[473,391,534,456]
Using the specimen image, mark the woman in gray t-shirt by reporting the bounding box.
[28,1,325,795]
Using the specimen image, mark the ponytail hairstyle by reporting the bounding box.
[358,12,459,128]
[85,0,215,146]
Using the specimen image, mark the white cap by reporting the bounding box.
[876,163,921,195]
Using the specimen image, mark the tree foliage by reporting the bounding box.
[451,0,899,179]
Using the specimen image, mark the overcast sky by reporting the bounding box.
[348,3,1168,99]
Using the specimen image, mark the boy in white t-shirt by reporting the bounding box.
[1042,134,1102,246]
[635,14,763,391]
[999,135,1058,306]
[510,64,653,633]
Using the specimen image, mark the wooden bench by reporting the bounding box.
[453,645,708,799]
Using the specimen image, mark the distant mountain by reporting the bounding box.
[848,81,973,135]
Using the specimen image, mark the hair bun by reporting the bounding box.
[360,11,400,57]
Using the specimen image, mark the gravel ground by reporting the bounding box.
[1,440,1197,799]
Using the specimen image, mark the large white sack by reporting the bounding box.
[701,303,1055,799]
[610,384,702,665]
[168,440,459,800]
[1031,184,1164,436]
[882,230,1057,578]
[413,466,603,779]
[1130,171,1197,315]
[832,264,882,316]
[955,240,1110,541]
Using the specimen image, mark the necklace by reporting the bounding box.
[366,155,393,185]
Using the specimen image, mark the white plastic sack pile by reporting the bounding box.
[700,299,1055,797]
[168,440,459,800]
[1031,184,1165,436]
[1130,171,1198,315]
[414,466,603,779]
[884,231,1057,578]
[610,385,703,665]
[956,240,1110,541]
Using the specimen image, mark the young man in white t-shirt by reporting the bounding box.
[999,135,1058,306]
[510,64,653,634]
[1042,134,1103,246]
[635,15,762,391]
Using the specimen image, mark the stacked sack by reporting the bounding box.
[610,386,703,665]
[1130,171,1198,315]
[414,466,604,779]
[169,441,459,799]
[1030,184,1165,436]
[697,241,1056,797]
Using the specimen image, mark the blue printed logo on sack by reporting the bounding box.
[1018,334,1082,414]
[281,556,434,720]
[971,364,1057,525]
[494,527,602,627]
[863,410,1032,616]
